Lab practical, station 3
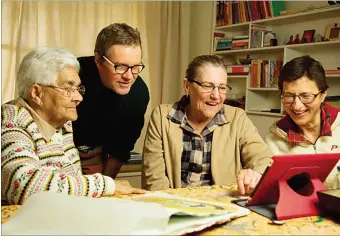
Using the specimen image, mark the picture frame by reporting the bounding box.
[301,29,315,43]
[325,23,340,41]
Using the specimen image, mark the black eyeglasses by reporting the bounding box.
[281,92,321,104]
[102,56,145,75]
[187,78,231,94]
[38,84,86,97]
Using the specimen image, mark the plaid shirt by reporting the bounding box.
[277,103,340,148]
[167,96,228,187]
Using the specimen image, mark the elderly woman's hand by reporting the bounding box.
[114,180,147,195]
[237,169,262,195]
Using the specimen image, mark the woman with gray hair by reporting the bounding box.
[142,55,273,195]
[1,46,145,205]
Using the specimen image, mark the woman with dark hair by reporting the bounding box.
[265,55,340,189]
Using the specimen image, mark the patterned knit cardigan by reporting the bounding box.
[1,102,115,205]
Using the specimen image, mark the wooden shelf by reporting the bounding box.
[227,75,248,79]
[214,45,285,55]
[326,74,340,78]
[246,111,284,117]
[214,5,340,30]
[286,40,340,50]
[248,87,279,91]
[214,40,340,55]
[215,22,249,31]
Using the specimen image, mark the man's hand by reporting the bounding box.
[114,180,147,195]
[237,169,262,195]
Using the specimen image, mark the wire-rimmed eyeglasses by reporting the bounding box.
[102,56,145,75]
[37,84,86,97]
[281,92,321,104]
[187,78,231,94]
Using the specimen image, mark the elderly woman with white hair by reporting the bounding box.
[1,46,145,205]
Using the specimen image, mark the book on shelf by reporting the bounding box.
[227,64,250,75]
[216,39,232,51]
[215,1,285,27]
[232,35,249,50]
[250,59,283,88]
[2,191,250,235]
[325,70,340,74]
[128,151,142,164]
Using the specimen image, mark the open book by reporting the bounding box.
[2,191,249,235]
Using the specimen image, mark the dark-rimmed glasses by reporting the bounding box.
[281,92,321,104]
[38,84,86,97]
[187,78,231,94]
[102,56,145,75]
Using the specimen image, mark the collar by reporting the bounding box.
[277,103,339,148]
[166,95,228,126]
[16,97,72,141]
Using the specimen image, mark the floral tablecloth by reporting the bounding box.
[2,185,340,235]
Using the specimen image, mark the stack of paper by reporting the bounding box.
[2,191,249,235]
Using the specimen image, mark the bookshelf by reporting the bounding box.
[211,2,340,137]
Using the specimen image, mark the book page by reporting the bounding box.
[2,191,249,235]
[132,192,249,216]
[2,192,170,235]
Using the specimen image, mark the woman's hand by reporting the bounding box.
[114,180,147,195]
[237,169,262,195]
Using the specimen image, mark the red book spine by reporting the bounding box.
[251,60,258,88]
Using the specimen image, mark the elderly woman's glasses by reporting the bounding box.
[281,92,320,104]
[187,78,231,94]
[38,84,86,97]
[102,56,145,75]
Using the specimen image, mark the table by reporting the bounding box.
[2,185,340,235]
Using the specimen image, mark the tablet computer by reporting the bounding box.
[248,153,340,206]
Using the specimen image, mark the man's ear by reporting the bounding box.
[30,84,43,106]
[94,52,102,67]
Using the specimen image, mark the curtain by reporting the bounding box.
[1,1,193,152]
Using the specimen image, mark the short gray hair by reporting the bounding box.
[17,46,80,99]
[186,55,227,81]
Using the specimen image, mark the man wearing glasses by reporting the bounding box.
[265,55,340,189]
[73,23,150,179]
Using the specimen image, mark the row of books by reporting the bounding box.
[215,33,249,51]
[250,60,283,88]
[226,64,339,88]
[232,35,249,50]
[216,1,285,27]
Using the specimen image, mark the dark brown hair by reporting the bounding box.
[94,23,142,58]
[279,55,328,93]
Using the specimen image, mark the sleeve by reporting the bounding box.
[105,77,150,162]
[264,132,286,155]
[1,126,115,205]
[237,111,274,174]
[142,106,170,190]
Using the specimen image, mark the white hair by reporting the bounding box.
[16,46,80,99]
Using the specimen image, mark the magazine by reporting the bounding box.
[2,191,249,235]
